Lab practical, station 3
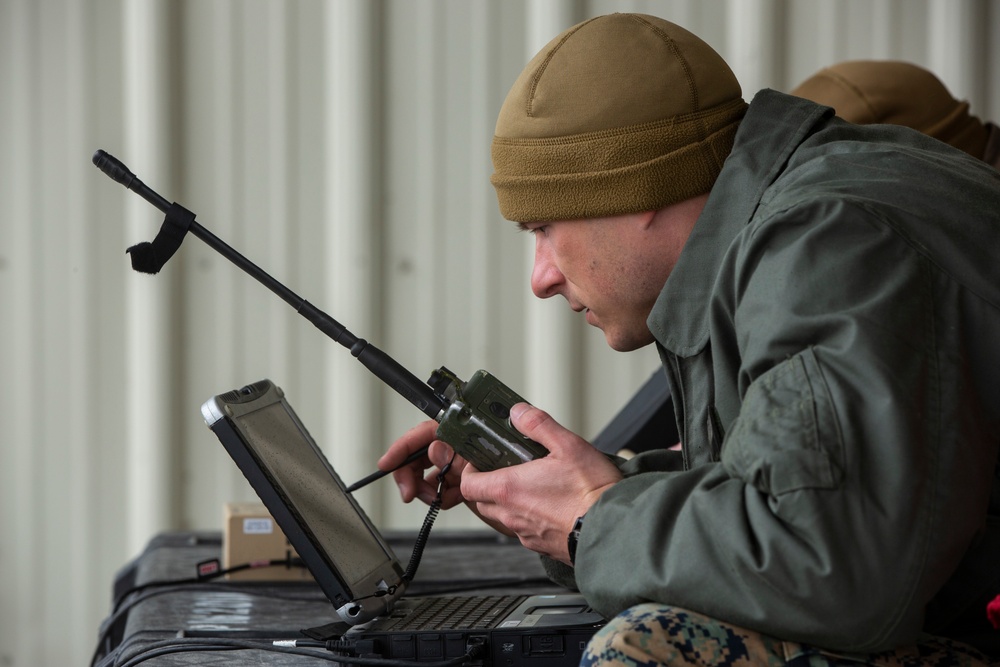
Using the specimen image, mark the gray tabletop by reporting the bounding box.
[93,530,561,666]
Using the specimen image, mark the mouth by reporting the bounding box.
[568,300,599,327]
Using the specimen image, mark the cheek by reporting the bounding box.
[586,248,631,295]
[594,255,663,324]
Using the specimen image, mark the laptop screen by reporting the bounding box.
[234,399,393,586]
[203,380,406,622]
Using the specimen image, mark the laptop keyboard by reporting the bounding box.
[383,595,526,631]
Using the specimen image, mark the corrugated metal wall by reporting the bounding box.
[1,0,997,664]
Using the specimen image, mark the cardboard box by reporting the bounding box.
[223,502,313,581]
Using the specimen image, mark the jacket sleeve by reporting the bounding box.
[572,199,999,653]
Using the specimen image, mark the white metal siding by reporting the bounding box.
[1,0,997,664]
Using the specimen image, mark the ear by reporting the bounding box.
[648,193,709,237]
[635,209,657,230]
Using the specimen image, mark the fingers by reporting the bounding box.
[379,420,439,504]
[377,420,438,471]
[458,402,622,558]
[380,404,603,548]
[412,440,465,507]
[379,420,468,506]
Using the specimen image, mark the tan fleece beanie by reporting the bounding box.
[790,60,989,159]
[490,13,748,223]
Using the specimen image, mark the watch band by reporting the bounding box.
[567,515,585,565]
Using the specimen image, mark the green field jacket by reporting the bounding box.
[569,90,1000,653]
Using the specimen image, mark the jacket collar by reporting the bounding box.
[646,89,833,356]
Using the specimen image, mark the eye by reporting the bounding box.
[517,222,547,236]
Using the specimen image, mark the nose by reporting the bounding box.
[530,238,564,299]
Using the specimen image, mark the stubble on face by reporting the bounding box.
[571,216,669,352]
[523,194,706,353]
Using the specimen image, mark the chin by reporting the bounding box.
[603,331,654,352]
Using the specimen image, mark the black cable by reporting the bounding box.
[349,458,453,607]
[92,547,539,667]
[402,499,441,582]
[111,636,480,667]
[112,637,347,667]
[94,482,507,667]
[98,583,318,643]
[346,445,430,492]
[111,554,307,612]
[280,637,484,667]
[96,572,549,666]
[91,578,323,667]
[402,455,455,582]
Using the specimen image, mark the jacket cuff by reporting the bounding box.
[539,554,578,590]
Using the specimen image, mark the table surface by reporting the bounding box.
[93,530,564,666]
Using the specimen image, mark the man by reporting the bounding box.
[596,58,1000,463]
[379,13,1000,665]
[791,60,1000,169]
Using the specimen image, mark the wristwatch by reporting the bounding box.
[567,515,585,565]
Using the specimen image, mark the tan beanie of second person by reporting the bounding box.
[790,60,989,159]
[490,13,748,223]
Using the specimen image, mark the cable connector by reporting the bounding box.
[347,639,378,657]
[465,636,487,660]
[196,558,222,580]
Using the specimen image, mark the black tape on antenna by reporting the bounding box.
[126,202,195,274]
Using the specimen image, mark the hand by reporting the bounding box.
[378,421,517,537]
[460,403,622,564]
[377,420,467,510]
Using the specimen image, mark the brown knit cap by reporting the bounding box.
[790,60,989,159]
[490,13,748,223]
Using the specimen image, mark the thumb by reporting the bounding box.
[508,402,581,455]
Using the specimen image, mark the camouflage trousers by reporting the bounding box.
[581,604,994,666]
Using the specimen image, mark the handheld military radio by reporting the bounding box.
[92,149,548,473]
